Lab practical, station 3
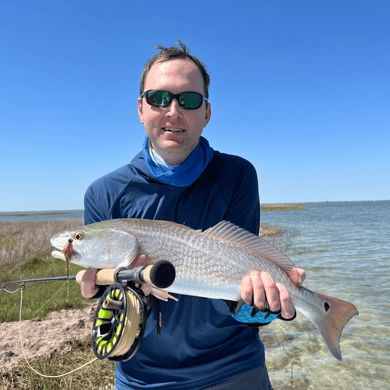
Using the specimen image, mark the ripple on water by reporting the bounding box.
[260,202,390,388]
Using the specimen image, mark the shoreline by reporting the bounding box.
[2,199,390,217]
[260,203,307,211]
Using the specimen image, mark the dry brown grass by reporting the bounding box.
[0,220,83,267]
[260,204,307,211]
[259,225,283,236]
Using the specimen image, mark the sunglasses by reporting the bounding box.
[140,90,208,110]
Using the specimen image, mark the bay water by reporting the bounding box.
[260,201,390,389]
[1,201,389,388]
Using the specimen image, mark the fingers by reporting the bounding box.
[80,267,99,298]
[129,254,149,269]
[276,283,295,320]
[240,273,258,309]
[139,283,152,296]
[240,271,280,312]
[296,268,306,286]
[240,271,296,319]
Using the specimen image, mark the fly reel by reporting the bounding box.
[86,260,176,362]
[91,283,147,361]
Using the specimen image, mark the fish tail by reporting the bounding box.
[305,292,359,361]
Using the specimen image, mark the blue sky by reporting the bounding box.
[1,0,389,212]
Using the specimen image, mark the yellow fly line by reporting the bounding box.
[18,285,98,378]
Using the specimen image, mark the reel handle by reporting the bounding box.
[76,260,175,289]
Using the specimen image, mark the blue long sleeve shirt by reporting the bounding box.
[84,149,264,389]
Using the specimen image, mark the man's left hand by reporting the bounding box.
[240,268,306,320]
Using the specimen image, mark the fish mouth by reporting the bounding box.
[50,236,81,262]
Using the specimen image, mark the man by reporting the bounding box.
[81,40,305,390]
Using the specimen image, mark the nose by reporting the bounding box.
[165,98,184,119]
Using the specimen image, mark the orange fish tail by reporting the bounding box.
[308,292,359,361]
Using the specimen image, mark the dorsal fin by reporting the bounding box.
[204,221,297,279]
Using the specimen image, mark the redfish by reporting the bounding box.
[51,218,358,361]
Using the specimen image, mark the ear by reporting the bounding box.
[204,102,211,127]
[138,97,145,124]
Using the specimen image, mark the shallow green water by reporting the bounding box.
[260,201,390,389]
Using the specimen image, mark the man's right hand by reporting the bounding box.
[80,267,100,298]
[80,254,152,298]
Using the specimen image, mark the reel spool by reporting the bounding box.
[91,283,147,362]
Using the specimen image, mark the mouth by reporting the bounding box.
[51,236,80,262]
[162,127,186,133]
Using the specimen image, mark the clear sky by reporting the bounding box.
[1,0,389,212]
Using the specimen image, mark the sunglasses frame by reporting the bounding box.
[140,90,208,110]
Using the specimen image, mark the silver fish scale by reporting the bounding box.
[125,220,296,301]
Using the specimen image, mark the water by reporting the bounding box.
[0,210,83,222]
[1,202,389,388]
[260,201,390,389]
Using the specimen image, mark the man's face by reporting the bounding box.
[138,59,211,165]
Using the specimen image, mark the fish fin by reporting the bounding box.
[204,221,297,279]
[117,256,135,268]
[151,287,178,302]
[116,243,139,268]
[304,290,359,361]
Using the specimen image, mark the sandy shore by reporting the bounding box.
[0,302,97,374]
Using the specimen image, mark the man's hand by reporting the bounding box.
[80,254,152,298]
[240,268,306,320]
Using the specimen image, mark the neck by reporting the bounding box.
[150,143,198,166]
[142,135,215,187]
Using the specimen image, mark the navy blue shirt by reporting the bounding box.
[84,150,264,389]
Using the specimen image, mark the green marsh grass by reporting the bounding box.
[0,219,117,389]
[0,220,92,322]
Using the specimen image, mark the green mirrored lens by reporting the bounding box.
[149,91,171,107]
[180,92,202,109]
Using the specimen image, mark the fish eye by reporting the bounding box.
[73,232,84,241]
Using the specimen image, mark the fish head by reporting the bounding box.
[50,221,139,269]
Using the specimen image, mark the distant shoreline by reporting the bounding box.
[260,203,307,211]
[1,199,389,216]
[0,210,82,217]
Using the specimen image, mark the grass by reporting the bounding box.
[0,219,117,389]
[0,253,91,322]
[260,203,307,211]
[0,218,284,389]
[259,225,283,236]
[0,220,85,269]
[0,232,19,249]
[0,220,91,322]
[0,339,116,389]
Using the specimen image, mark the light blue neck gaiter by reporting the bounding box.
[142,136,215,187]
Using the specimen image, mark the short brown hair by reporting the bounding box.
[139,39,210,99]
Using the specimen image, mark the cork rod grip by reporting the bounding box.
[75,268,118,285]
[75,261,175,289]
